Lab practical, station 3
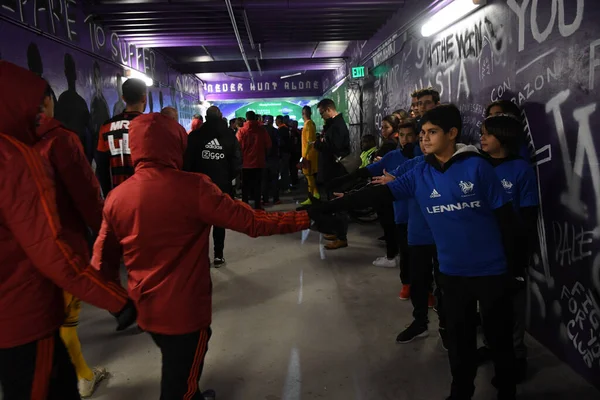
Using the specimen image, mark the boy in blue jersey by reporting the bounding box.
[307,105,518,400]
[374,135,445,345]
[480,114,539,382]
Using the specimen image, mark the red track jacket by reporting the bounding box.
[93,113,310,335]
[236,120,272,169]
[0,61,128,348]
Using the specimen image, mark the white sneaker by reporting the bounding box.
[373,256,398,268]
[78,367,107,398]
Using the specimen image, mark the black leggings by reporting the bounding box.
[377,203,400,259]
[397,224,410,284]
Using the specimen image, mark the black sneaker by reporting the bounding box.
[439,328,449,351]
[396,321,429,343]
[477,346,492,365]
[202,389,216,400]
[213,258,226,268]
[515,357,528,383]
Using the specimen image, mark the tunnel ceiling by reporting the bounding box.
[87,0,407,81]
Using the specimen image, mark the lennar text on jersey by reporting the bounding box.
[426,201,481,214]
[205,139,223,150]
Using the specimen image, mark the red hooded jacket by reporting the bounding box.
[34,114,104,258]
[92,113,310,335]
[0,61,128,348]
[236,120,272,169]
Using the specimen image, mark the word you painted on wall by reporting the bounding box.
[0,0,157,78]
[205,80,320,94]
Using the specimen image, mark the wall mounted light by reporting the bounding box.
[421,0,487,38]
[124,67,154,87]
[280,72,302,79]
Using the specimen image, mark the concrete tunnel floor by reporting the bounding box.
[73,199,598,400]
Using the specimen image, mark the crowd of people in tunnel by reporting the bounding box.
[0,57,537,400]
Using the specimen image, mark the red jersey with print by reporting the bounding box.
[96,111,142,195]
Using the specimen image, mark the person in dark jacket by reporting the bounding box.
[276,115,292,193]
[262,115,281,205]
[237,111,272,209]
[289,119,302,188]
[184,106,242,267]
[313,99,351,250]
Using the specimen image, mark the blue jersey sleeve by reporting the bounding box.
[391,155,424,177]
[387,167,416,200]
[366,158,385,176]
[517,165,539,208]
[478,160,509,209]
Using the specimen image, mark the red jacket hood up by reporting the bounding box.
[0,61,47,146]
[129,113,188,171]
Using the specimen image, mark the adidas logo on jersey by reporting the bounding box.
[205,139,222,150]
[430,189,441,198]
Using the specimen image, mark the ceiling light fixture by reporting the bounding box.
[124,67,154,87]
[421,0,486,38]
[280,72,302,79]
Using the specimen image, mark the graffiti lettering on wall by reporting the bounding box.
[560,282,600,368]
[86,17,157,78]
[552,222,594,267]
[372,33,398,67]
[508,0,585,52]
[1,0,78,40]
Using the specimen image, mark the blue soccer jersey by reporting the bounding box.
[493,158,539,212]
[391,156,434,246]
[387,149,510,276]
[368,149,409,224]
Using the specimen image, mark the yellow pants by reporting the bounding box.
[305,174,318,197]
[61,292,94,380]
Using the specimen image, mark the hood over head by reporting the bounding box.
[0,61,48,145]
[35,114,63,139]
[129,113,188,170]
[453,143,480,157]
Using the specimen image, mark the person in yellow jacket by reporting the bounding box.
[300,106,319,205]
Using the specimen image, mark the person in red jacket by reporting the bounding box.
[92,112,310,400]
[35,91,108,397]
[236,110,272,209]
[0,61,134,399]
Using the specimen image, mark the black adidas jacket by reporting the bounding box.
[183,118,242,193]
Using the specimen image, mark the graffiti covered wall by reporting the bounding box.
[0,0,202,160]
[353,0,600,388]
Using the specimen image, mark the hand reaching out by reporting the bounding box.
[371,169,395,186]
[333,192,344,198]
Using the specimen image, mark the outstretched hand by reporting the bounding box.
[371,169,395,186]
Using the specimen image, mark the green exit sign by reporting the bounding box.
[352,66,366,79]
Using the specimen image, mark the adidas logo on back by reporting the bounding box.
[205,138,223,150]
[430,189,441,198]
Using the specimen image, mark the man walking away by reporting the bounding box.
[96,78,147,196]
[184,106,242,267]
[262,115,281,205]
[289,119,302,189]
[94,113,312,400]
[275,115,292,194]
[236,111,272,209]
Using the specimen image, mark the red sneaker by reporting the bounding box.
[398,284,410,300]
[428,293,436,308]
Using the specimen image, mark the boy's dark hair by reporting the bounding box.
[482,114,524,154]
[361,134,377,149]
[193,114,203,122]
[398,119,417,132]
[382,114,400,132]
[122,78,147,104]
[417,87,440,104]
[421,104,462,141]
[485,100,522,120]
[302,105,312,117]
[411,89,421,98]
[275,115,284,124]
[235,117,245,127]
[317,98,336,110]
[246,110,257,121]
[229,118,237,125]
